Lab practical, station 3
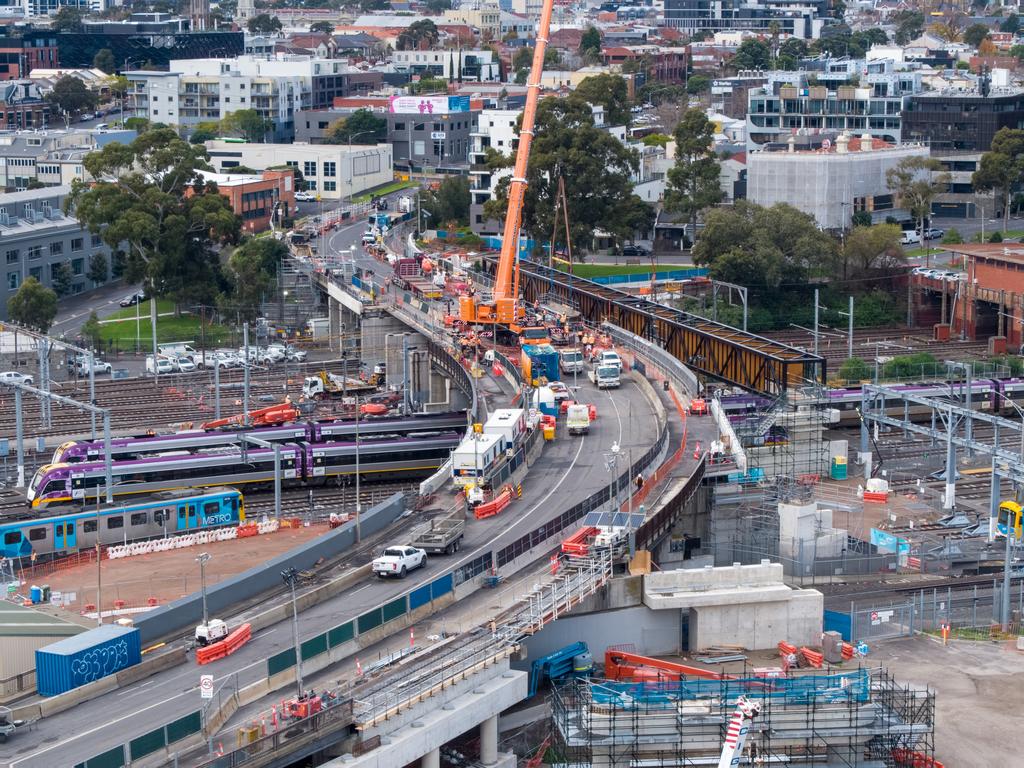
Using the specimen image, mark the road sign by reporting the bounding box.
[200,674,214,699]
[430,131,446,140]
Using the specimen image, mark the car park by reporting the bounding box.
[0,371,33,386]
[372,546,427,578]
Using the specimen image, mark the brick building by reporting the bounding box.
[196,169,296,233]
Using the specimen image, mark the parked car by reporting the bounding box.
[0,371,33,386]
[621,244,650,258]
[547,381,571,402]
[294,191,315,202]
[145,356,174,375]
[372,546,427,578]
[361,231,378,245]
[919,228,945,240]
[119,291,145,307]
[175,357,197,373]
[77,359,112,375]
[900,231,922,245]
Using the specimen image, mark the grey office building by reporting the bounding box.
[388,110,477,172]
[0,186,116,320]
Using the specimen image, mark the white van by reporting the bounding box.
[158,343,198,362]
[146,355,174,375]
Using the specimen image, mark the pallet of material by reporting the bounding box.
[695,653,747,664]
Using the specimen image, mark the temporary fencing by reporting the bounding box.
[473,485,513,520]
[106,519,281,561]
[196,623,253,665]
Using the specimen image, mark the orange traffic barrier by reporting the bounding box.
[778,641,797,657]
[474,487,513,519]
[892,749,945,768]
[863,491,889,503]
[196,623,253,665]
[237,524,259,538]
[561,526,599,556]
[800,647,823,668]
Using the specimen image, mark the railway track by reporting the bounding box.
[0,359,363,441]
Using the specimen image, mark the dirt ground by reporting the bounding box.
[870,635,1024,767]
[32,523,329,614]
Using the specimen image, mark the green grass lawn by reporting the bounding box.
[555,262,694,279]
[96,300,233,347]
[352,179,417,204]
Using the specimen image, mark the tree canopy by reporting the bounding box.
[886,155,949,236]
[53,6,84,32]
[46,76,98,116]
[397,20,439,50]
[731,39,771,70]
[420,176,471,229]
[692,201,836,291]
[573,73,631,127]
[309,21,334,34]
[247,14,282,35]
[7,278,57,332]
[219,109,273,142]
[841,223,904,280]
[579,26,601,59]
[225,238,287,320]
[66,128,240,307]
[972,128,1024,232]
[892,10,924,44]
[93,49,116,75]
[963,23,990,47]
[665,108,723,239]
[324,108,386,144]
[484,96,653,256]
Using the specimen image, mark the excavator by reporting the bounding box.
[458,0,557,332]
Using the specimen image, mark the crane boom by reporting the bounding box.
[460,0,556,327]
[716,697,761,768]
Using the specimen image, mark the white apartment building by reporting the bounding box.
[203,140,393,200]
[469,108,519,235]
[392,49,500,82]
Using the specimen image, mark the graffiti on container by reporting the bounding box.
[70,639,131,685]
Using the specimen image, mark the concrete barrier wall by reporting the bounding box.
[134,494,407,644]
[604,322,699,394]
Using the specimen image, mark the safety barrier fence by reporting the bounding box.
[104,520,280,561]
[196,623,253,665]
[72,710,203,768]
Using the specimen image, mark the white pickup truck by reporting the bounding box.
[372,546,427,578]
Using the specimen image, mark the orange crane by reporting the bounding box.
[459,0,556,328]
[200,402,299,429]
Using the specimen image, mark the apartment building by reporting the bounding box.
[0,185,116,318]
[469,107,518,236]
[203,140,393,200]
[392,49,500,82]
[0,128,135,190]
[663,0,834,38]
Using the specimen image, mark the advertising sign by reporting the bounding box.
[389,95,470,114]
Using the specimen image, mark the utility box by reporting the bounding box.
[822,631,844,664]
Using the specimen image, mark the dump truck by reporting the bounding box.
[410,511,466,554]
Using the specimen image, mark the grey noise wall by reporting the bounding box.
[133,493,408,644]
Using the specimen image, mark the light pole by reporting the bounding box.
[280,567,304,697]
[355,393,362,542]
[837,296,854,360]
[347,130,375,204]
[196,552,211,629]
[812,289,827,357]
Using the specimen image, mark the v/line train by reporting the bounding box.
[719,378,1024,427]
[28,433,461,508]
[51,411,469,464]
[1,487,243,561]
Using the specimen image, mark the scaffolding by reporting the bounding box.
[550,667,935,767]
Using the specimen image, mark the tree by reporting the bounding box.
[26,179,45,190]
[81,311,102,349]
[579,26,601,58]
[247,14,282,35]
[1010,44,1024,62]
[397,19,439,50]
[665,108,723,242]
[963,23,990,47]
[225,238,287,320]
[189,126,218,144]
[359,0,388,10]
[686,75,710,95]
[841,223,903,279]
[929,21,963,42]
[52,5,84,32]
[979,38,998,55]
[851,210,872,227]
[87,252,108,286]
[731,39,771,70]
[324,108,386,144]
[420,176,471,228]
[892,10,925,45]
[106,75,128,99]
[1001,13,1020,33]
[124,117,150,133]
[52,262,73,297]
[66,128,240,309]
[310,21,334,34]
[941,227,964,244]
[691,201,836,290]
[45,76,98,116]
[7,277,57,332]
[425,0,451,12]
[838,357,871,382]
[93,49,116,75]
[972,128,1024,232]
[574,73,631,127]
[219,109,272,142]
[887,156,950,243]
[484,96,653,257]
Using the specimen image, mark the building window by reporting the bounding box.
[323,161,336,177]
[91,234,102,247]
[323,181,336,191]
[7,272,18,290]
[27,245,42,260]
[5,249,17,264]
[71,238,82,252]
[304,161,317,177]
[29,267,40,281]
[72,258,83,276]
[395,122,405,131]
[49,241,62,256]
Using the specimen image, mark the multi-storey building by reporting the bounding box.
[391,49,500,82]
[663,0,834,38]
[0,127,135,190]
[469,107,518,235]
[387,95,477,173]
[195,169,295,233]
[202,140,393,200]
[902,86,1024,153]
[0,30,58,79]
[745,65,921,150]
[0,185,117,317]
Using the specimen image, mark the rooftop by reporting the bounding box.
[947,244,1024,263]
[0,600,88,638]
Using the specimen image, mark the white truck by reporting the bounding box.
[372,545,427,578]
[195,618,229,646]
[598,350,622,372]
[559,349,585,374]
[158,342,199,362]
[566,403,591,435]
[589,364,621,389]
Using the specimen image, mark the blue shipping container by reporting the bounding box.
[35,624,141,697]
[522,344,559,383]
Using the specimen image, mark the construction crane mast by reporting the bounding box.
[716,696,761,768]
[459,0,557,328]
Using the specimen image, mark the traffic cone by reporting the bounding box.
[410,627,415,648]
[356,658,363,676]
[693,441,701,459]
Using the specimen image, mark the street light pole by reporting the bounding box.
[281,568,304,697]
[196,552,211,629]
[355,393,362,542]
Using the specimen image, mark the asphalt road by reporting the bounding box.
[0,372,660,768]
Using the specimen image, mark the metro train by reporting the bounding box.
[51,411,469,464]
[27,433,461,508]
[0,487,243,561]
[719,378,1024,426]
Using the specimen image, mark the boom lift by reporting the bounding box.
[459,0,557,329]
